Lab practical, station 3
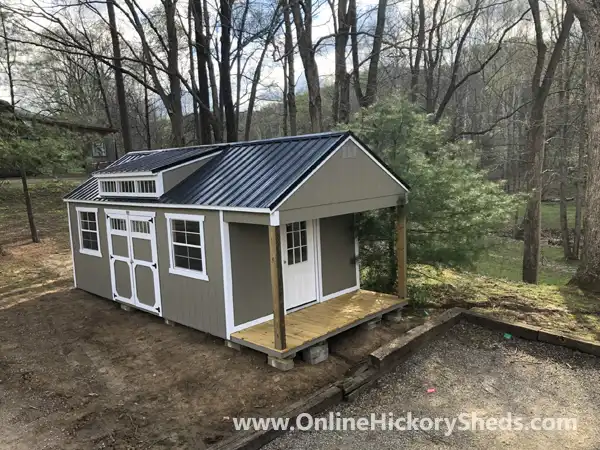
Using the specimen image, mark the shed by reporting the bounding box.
[64,131,410,367]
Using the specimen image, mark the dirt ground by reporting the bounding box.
[0,181,426,448]
[267,323,600,449]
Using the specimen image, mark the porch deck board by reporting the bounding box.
[230,290,407,358]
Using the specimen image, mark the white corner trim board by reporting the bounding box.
[165,212,209,281]
[220,211,235,338]
[67,205,77,287]
[75,206,102,258]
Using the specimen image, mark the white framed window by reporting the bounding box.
[286,221,308,265]
[76,207,102,257]
[165,213,208,281]
[96,175,162,198]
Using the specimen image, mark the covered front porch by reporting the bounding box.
[231,289,407,358]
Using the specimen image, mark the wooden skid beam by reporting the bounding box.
[396,202,407,299]
[269,226,286,350]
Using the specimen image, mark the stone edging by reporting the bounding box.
[209,307,600,449]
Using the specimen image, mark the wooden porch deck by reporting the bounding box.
[230,290,407,358]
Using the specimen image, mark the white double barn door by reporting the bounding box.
[106,210,162,315]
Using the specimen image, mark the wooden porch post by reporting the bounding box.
[396,202,407,299]
[268,226,286,350]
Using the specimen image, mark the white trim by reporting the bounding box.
[75,206,102,258]
[220,211,235,338]
[354,214,360,289]
[314,218,323,302]
[67,205,77,288]
[355,235,361,288]
[165,212,209,281]
[269,211,280,226]
[94,171,154,178]
[64,198,271,214]
[321,285,360,302]
[230,313,274,333]
[270,135,409,212]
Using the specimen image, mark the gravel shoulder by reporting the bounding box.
[266,323,600,449]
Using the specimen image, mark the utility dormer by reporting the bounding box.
[93,146,221,199]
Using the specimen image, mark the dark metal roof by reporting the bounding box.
[64,131,409,206]
[94,146,219,174]
[161,132,348,208]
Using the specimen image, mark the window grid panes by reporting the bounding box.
[80,211,99,251]
[171,219,204,272]
[131,220,150,234]
[110,217,126,231]
[286,221,307,265]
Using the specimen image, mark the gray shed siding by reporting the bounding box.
[229,223,272,326]
[279,140,406,222]
[68,202,227,338]
[68,202,112,299]
[319,215,357,296]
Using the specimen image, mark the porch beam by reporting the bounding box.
[396,202,407,299]
[268,225,286,350]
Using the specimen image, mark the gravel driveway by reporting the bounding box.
[265,323,600,449]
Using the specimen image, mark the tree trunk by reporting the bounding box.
[522,106,545,283]
[143,67,152,149]
[522,2,574,284]
[291,0,323,132]
[106,0,133,153]
[220,0,237,142]
[567,0,600,290]
[284,1,297,135]
[363,0,387,107]
[574,68,586,258]
[20,167,39,243]
[193,0,213,144]
[332,0,350,124]
[410,0,425,103]
[559,38,574,259]
[165,0,184,147]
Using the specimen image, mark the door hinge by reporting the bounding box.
[149,217,154,223]
[110,255,114,259]
[152,263,157,269]
[156,306,160,313]
[113,292,117,298]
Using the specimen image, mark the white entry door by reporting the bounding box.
[106,210,162,316]
[280,220,317,310]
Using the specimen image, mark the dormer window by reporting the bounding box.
[97,175,162,198]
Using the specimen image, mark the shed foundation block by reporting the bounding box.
[302,341,329,365]
[268,355,294,371]
[384,308,404,323]
[361,316,382,330]
[224,340,242,351]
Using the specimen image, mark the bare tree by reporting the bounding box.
[291,0,323,132]
[106,0,132,153]
[522,0,574,284]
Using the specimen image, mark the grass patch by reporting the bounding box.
[517,202,579,232]
[473,236,578,286]
[410,264,600,342]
